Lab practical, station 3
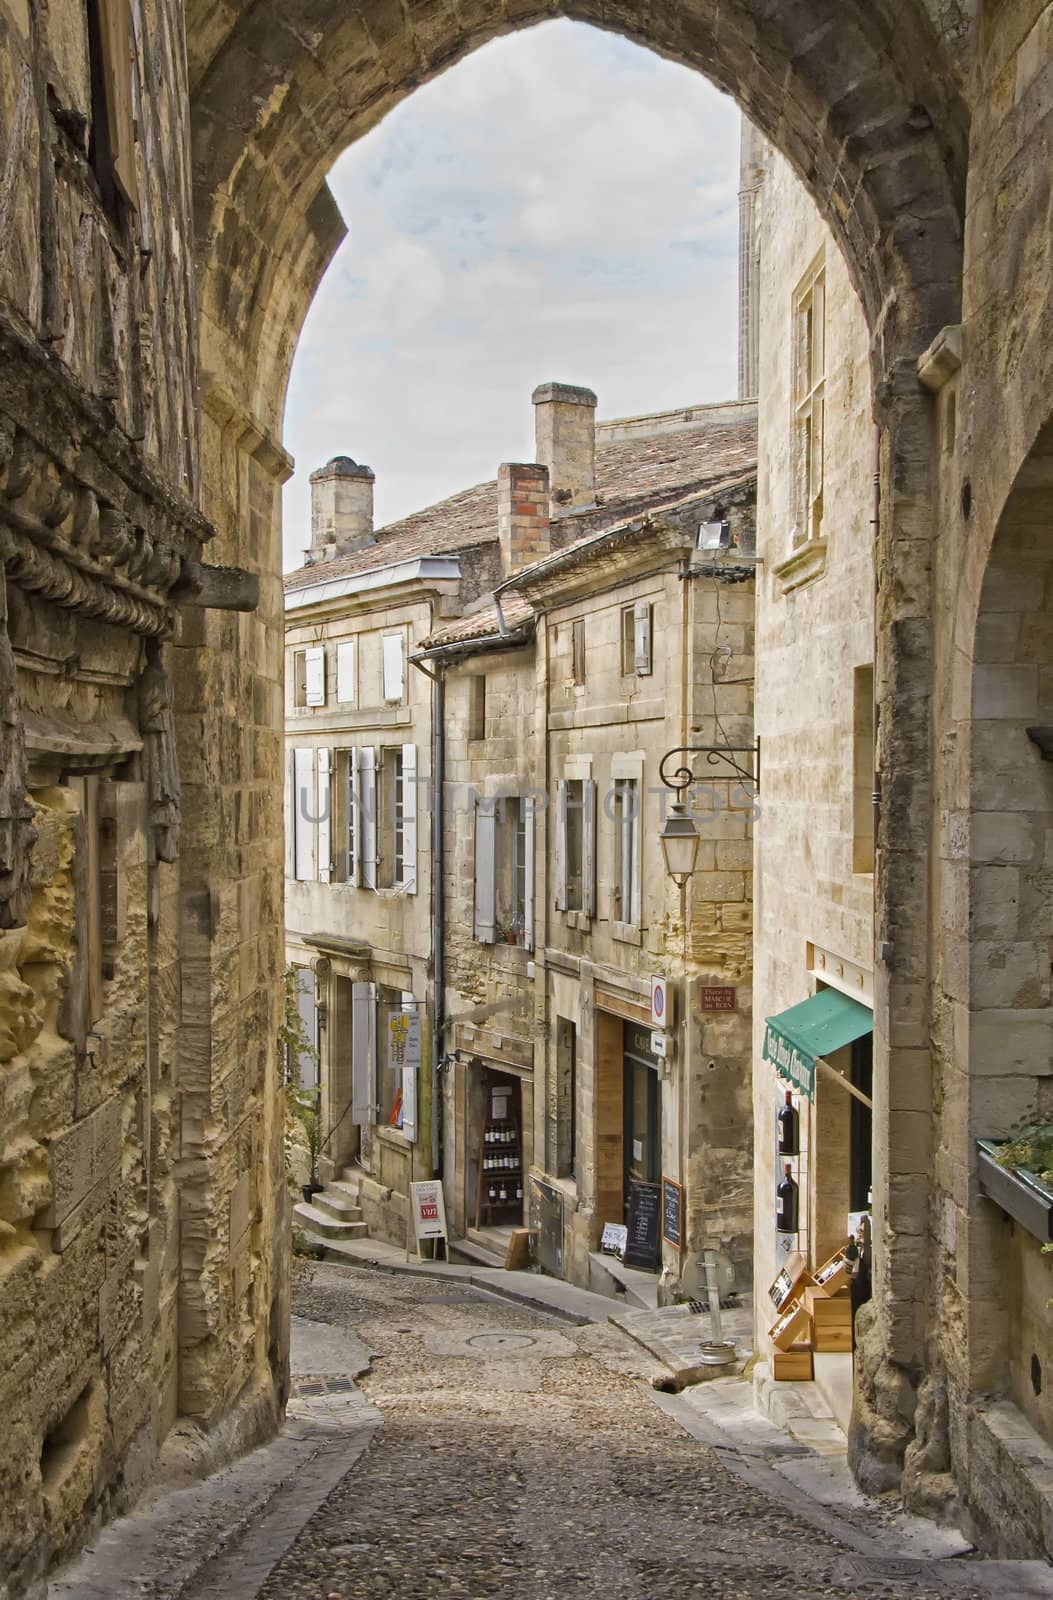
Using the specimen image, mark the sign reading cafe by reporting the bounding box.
[762,1020,816,1100]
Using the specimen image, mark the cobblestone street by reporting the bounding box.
[55,1261,1053,1600]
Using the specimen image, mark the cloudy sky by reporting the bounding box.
[281,20,742,568]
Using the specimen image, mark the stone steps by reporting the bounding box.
[293,1199,369,1240]
[312,1190,364,1224]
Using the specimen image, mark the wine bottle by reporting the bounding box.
[488,1184,496,1202]
[776,1163,799,1233]
[777,1090,800,1157]
[499,1184,507,1202]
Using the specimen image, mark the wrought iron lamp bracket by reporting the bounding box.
[658,740,761,796]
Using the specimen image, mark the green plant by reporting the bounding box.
[994,1124,1053,1189]
[281,965,318,1086]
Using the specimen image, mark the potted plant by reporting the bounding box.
[299,1103,324,1204]
[978,1124,1053,1247]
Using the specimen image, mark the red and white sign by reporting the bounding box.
[651,975,670,1031]
[411,1180,448,1244]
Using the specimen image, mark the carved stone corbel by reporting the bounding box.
[139,640,181,864]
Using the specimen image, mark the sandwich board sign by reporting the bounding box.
[410,1180,448,1258]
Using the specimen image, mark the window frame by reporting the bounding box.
[791,254,826,548]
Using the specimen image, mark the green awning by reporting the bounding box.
[762,989,873,1102]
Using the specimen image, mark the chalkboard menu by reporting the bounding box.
[624,1180,661,1270]
[662,1176,683,1248]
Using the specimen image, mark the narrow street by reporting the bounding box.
[51,1265,1053,1600]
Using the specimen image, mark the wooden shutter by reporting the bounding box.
[400,989,417,1145]
[524,796,536,952]
[97,0,138,206]
[582,778,597,918]
[473,796,497,943]
[317,747,332,884]
[346,746,359,888]
[382,635,404,702]
[633,602,652,676]
[400,744,417,893]
[336,639,356,704]
[630,783,642,927]
[284,748,296,879]
[293,748,314,880]
[351,980,377,1126]
[359,746,377,890]
[305,645,326,706]
[554,780,568,912]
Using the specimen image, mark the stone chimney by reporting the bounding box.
[532,382,597,512]
[307,455,375,562]
[498,462,550,575]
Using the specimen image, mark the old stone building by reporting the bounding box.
[4,0,1053,1583]
[418,393,758,1299]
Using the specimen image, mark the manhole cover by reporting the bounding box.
[465,1332,538,1352]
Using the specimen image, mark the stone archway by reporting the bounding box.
[180,0,972,1487]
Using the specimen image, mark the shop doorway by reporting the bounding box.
[622,1022,661,1218]
[473,1068,525,1236]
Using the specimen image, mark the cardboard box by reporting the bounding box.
[773,1343,813,1381]
[768,1299,810,1352]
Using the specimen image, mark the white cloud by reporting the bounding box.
[282,19,741,566]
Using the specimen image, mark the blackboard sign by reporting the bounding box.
[661,1176,683,1248]
[624,1180,661,1270]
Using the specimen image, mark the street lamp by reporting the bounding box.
[660,800,701,887]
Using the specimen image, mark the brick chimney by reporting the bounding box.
[498,462,550,575]
[307,455,375,562]
[532,382,597,513]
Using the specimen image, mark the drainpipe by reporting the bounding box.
[409,650,445,1177]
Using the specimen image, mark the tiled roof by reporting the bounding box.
[416,591,535,651]
[283,406,757,596]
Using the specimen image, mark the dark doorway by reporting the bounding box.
[622,1021,661,1217]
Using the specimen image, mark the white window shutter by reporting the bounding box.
[582,778,597,918]
[400,744,418,893]
[359,746,378,890]
[317,747,332,883]
[634,602,652,676]
[336,639,356,704]
[524,797,535,952]
[474,796,497,943]
[346,746,360,887]
[295,968,318,1091]
[400,989,417,1145]
[555,780,568,913]
[284,748,296,879]
[351,980,377,1126]
[631,792,642,927]
[305,645,326,707]
[293,748,315,880]
[382,635,404,703]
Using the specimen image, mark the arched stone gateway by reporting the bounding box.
[186,0,972,1525]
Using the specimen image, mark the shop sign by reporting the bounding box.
[762,1019,816,1101]
[661,1176,683,1248]
[699,985,736,1011]
[388,1009,422,1073]
[624,1180,661,1270]
[410,1180,447,1244]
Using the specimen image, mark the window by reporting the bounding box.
[289,967,318,1092]
[621,603,653,676]
[305,645,326,707]
[382,634,404,703]
[613,777,641,928]
[86,0,137,213]
[468,674,486,742]
[336,639,356,705]
[852,665,875,874]
[68,775,118,1030]
[792,259,825,545]
[289,747,315,881]
[375,745,417,893]
[555,777,596,917]
[556,1018,577,1179]
[474,793,535,948]
[331,748,359,884]
[571,619,586,686]
[292,650,307,708]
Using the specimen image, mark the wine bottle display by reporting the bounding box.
[777,1090,800,1157]
[776,1163,799,1233]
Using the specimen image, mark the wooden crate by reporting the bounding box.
[804,1286,854,1328]
[768,1299,810,1352]
[767,1251,815,1312]
[813,1251,852,1297]
[813,1327,853,1354]
[773,1344,813,1381]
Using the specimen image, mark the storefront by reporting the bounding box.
[623,1021,662,1210]
[468,1064,526,1236]
[761,981,874,1390]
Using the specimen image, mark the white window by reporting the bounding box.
[351,980,377,1127]
[374,745,417,893]
[555,777,596,917]
[290,967,318,1091]
[613,777,641,928]
[316,747,332,883]
[292,748,315,880]
[382,634,404,703]
[336,639,357,705]
[358,747,378,890]
[305,645,326,707]
[792,258,825,545]
[621,603,653,676]
[332,748,359,885]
